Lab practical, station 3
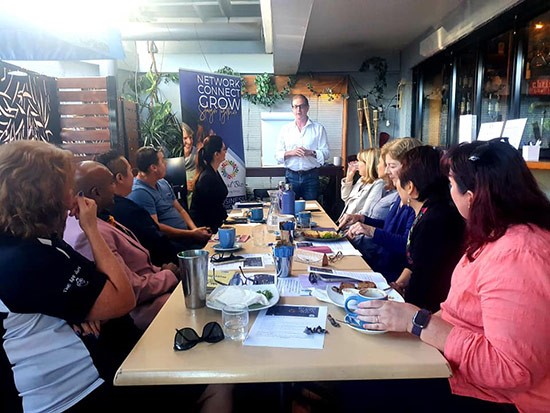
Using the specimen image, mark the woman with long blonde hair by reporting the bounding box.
[337,148,384,223]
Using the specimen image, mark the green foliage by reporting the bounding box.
[122,71,182,157]
[359,57,388,104]
[306,83,349,101]
[244,73,295,107]
[214,66,246,95]
[216,67,295,107]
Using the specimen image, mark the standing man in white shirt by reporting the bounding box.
[275,94,330,200]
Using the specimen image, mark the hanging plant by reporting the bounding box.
[244,73,296,107]
[306,83,349,101]
[214,66,246,94]
[359,56,388,104]
[215,67,294,107]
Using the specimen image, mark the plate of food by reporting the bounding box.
[326,281,404,307]
[206,284,280,311]
[302,230,345,242]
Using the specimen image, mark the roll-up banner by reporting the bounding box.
[179,69,246,208]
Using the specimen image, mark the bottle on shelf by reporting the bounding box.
[460,95,466,115]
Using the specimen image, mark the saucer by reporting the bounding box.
[344,314,386,335]
[248,218,266,224]
[213,243,242,252]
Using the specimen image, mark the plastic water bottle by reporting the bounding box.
[277,180,285,209]
[281,183,295,215]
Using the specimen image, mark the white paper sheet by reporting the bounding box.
[309,239,362,256]
[244,305,328,349]
[277,277,313,297]
[501,118,527,149]
[477,121,504,141]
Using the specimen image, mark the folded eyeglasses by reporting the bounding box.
[213,268,274,286]
[210,252,245,264]
[174,321,225,351]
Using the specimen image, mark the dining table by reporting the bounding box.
[113,202,451,387]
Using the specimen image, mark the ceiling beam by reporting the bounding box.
[259,0,272,54]
[218,0,233,18]
[271,0,314,75]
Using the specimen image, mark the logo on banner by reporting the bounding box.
[220,159,239,180]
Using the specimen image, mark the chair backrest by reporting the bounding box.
[164,157,188,209]
[164,157,188,186]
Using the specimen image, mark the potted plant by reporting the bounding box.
[123,59,182,157]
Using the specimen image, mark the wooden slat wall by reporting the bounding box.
[118,98,140,167]
[56,77,114,161]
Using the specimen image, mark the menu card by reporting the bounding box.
[244,304,327,349]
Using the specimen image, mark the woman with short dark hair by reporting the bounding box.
[392,146,465,312]
[190,135,229,233]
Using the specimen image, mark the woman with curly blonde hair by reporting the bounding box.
[0,140,135,412]
[0,140,75,238]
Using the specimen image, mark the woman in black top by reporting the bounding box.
[190,135,229,233]
[392,146,465,312]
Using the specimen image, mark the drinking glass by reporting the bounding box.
[252,225,266,247]
[222,304,249,341]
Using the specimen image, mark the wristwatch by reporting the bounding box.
[411,309,432,337]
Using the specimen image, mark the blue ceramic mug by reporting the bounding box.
[344,288,388,330]
[218,227,236,249]
[297,211,311,228]
[294,200,306,215]
[248,207,264,221]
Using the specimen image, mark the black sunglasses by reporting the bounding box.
[174,321,225,351]
[210,252,245,264]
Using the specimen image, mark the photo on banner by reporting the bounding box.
[179,69,246,208]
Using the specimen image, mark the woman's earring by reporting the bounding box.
[407,197,411,206]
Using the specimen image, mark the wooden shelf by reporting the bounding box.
[526,161,550,170]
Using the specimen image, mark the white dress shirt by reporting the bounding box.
[275,118,330,171]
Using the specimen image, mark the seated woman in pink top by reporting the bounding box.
[355,139,550,413]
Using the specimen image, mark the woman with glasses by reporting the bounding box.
[391,146,465,312]
[344,138,422,282]
[354,140,550,412]
[337,148,385,223]
[190,135,229,233]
